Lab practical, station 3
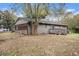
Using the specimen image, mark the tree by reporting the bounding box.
[62,12,77,32]
[0,10,17,31]
[0,11,4,25]
[22,3,49,35]
[74,14,79,25]
[72,14,79,32]
[50,3,66,22]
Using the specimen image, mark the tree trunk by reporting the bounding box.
[30,21,34,35]
[34,22,39,35]
[30,19,39,35]
[32,22,35,35]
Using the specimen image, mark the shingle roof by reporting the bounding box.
[39,20,67,26]
[15,17,67,26]
[15,17,29,25]
[15,20,28,25]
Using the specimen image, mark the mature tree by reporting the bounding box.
[0,11,3,25]
[72,14,79,32]
[50,3,66,22]
[74,14,79,25]
[62,12,77,32]
[22,3,49,35]
[0,10,17,30]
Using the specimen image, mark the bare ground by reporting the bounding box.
[0,32,79,56]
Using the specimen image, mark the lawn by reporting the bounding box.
[0,32,79,56]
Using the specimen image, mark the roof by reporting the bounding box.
[39,21,67,26]
[15,17,68,26]
[15,17,29,25]
[15,20,28,25]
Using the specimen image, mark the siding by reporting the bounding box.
[15,24,28,35]
[37,24,51,34]
[49,25,68,34]
[15,22,68,35]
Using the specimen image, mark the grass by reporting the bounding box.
[0,32,79,56]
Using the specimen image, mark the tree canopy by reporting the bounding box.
[0,10,17,30]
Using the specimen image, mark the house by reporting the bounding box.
[14,17,68,35]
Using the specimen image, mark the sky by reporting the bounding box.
[0,3,79,16]
[0,3,12,10]
[65,3,79,15]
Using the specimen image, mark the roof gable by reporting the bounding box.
[15,17,29,25]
